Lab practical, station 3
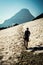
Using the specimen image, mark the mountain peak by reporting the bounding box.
[19,8,33,16]
[0,8,34,28]
[20,8,30,12]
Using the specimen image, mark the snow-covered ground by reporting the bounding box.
[0,18,43,64]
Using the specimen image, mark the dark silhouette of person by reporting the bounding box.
[24,28,30,50]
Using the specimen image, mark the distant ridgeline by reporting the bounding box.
[0,9,34,30]
[33,13,43,20]
[0,23,18,30]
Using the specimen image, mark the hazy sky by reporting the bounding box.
[0,0,43,24]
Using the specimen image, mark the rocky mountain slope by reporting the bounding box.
[33,13,43,20]
[0,9,34,28]
[0,18,43,64]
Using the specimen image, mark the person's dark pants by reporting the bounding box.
[24,40,29,50]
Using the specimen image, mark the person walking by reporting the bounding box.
[24,28,30,50]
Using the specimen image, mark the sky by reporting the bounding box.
[0,0,43,24]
